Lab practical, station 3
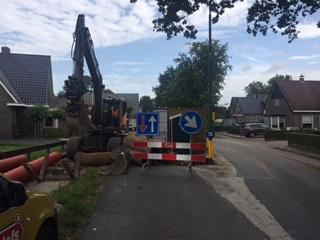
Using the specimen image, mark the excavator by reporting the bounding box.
[65,14,128,159]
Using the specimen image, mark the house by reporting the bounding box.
[226,94,267,125]
[264,77,320,130]
[0,46,54,138]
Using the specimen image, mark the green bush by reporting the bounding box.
[264,130,287,141]
[45,128,72,138]
[214,126,241,135]
[287,132,320,153]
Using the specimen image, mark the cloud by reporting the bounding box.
[189,0,250,30]
[289,54,320,60]
[263,61,286,74]
[113,61,154,66]
[308,61,320,65]
[0,0,159,57]
[297,23,320,39]
[241,64,253,72]
[104,73,157,97]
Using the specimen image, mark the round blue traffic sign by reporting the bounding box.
[179,111,203,135]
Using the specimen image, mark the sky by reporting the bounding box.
[0,0,319,106]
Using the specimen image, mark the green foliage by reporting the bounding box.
[140,96,154,112]
[214,126,241,135]
[247,1,320,42]
[56,90,66,97]
[131,0,320,42]
[60,75,93,97]
[45,128,71,138]
[50,108,66,120]
[244,74,292,96]
[154,41,231,108]
[264,130,287,141]
[131,0,239,39]
[287,132,320,153]
[51,168,105,240]
[244,81,269,96]
[25,105,49,121]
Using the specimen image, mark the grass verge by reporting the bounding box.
[0,144,64,160]
[0,144,32,153]
[51,168,106,240]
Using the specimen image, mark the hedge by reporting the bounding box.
[45,128,72,138]
[287,132,320,153]
[264,130,287,141]
[214,126,241,135]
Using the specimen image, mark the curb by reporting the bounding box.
[272,146,320,169]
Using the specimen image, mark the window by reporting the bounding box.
[44,117,58,128]
[275,98,280,107]
[302,115,313,129]
[271,116,278,128]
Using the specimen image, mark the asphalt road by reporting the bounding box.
[81,166,268,240]
[215,135,320,240]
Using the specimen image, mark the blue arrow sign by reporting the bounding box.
[136,112,160,136]
[179,111,203,135]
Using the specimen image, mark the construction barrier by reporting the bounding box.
[133,141,206,163]
[4,152,62,183]
[0,155,28,173]
[133,141,206,176]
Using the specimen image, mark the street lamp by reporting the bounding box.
[208,2,212,131]
[207,2,214,161]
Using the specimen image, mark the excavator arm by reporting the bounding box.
[65,14,104,132]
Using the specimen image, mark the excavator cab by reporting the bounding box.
[102,98,127,132]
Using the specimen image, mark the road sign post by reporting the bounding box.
[179,111,203,176]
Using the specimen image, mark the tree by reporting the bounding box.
[25,105,50,138]
[153,41,231,108]
[266,74,292,92]
[56,75,93,97]
[131,0,320,42]
[140,96,154,112]
[50,108,66,120]
[247,1,320,42]
[244,74,292,96]
[244,81,268,96]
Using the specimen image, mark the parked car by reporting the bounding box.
[0,174,58,240]
[243,123,268,138]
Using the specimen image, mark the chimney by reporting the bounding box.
[299,74,304,81]
[1,46,11,54]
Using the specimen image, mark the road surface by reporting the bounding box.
[81,135,320,240]
[215,135,320,240]
[81,166,268,240]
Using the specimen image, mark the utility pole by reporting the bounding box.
[208,2,212,131]
[207,2,215,162]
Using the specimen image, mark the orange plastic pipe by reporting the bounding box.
[0,155,28,173]
[4,152,62,183]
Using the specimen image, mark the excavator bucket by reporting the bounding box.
[66,102,98,134]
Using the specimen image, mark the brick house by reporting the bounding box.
[227,94,267,125]
[264,78,320,130]
[0,47,54,138]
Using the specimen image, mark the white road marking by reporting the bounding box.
[195,153,292,240]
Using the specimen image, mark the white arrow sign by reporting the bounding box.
[148,116,157,133]
[184,115,197,129]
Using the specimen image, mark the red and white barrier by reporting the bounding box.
[133,141,206,163]
[134,152,206,162]
[133,141,206,151]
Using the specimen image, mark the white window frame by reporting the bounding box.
[44,117,59,128]
[302,115,314,129]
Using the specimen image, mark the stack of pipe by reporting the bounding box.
[2,152,62,183]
